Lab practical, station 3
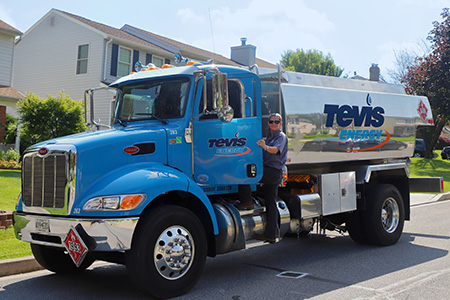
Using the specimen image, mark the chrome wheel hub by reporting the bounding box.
[381,197,400,233]
[154,225,194,280]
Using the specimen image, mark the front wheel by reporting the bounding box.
[126,206,207,299]
[363,184,405,246]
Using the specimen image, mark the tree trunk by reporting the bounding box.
[423,116,447,159]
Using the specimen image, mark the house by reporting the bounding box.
[0,20,23,146]
[13,9,277,126]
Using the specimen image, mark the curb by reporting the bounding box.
[2,192,450,278]
[434,191,450,202]
[0,256,43,277]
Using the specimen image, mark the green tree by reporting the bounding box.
[18,92,86,152]
[281,49,344,77]
[402,8,450,158]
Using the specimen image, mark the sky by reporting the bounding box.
[1,0,448,80]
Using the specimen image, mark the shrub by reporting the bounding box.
[18,92,86,153]
[5,149,20,163]
[0,150,4,161]
[4,113,17,145]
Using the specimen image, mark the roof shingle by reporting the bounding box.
[0,86,24,99]
[0,20,22,36]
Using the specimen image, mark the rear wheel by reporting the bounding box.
[346,210,369,244]
[31,244,95,273]
[363,184,405,246]
[126,206,207,299]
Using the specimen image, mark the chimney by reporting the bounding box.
[231,37,256,66]
[369,63,380,81]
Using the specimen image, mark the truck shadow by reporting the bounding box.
[192,232,449,299]
[2,231,447,300]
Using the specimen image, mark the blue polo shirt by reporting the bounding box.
[263,129,288,170]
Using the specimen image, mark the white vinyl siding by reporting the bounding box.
[12,10,175,125]
[0,32,14,86]
[76,44,89,74]
[13,12,106,121]
[117,46,132,77]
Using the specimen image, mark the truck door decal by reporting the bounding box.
[207,132,250,157]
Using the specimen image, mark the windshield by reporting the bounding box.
[114,77,190,123]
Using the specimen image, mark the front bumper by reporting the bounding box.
[14,212,139,251]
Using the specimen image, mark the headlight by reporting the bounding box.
[83,194,146,211]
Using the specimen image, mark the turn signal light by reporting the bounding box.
[121,195,143,210]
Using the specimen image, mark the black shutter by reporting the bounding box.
[110,44,119,76]
[133,50,139,70]
[164,58,170,65]
[146,54,152,65]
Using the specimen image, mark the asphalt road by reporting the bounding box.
[1,199,450,300]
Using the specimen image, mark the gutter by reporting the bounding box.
[103,37,113,82]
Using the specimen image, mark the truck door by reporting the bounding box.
[192,78,263,185]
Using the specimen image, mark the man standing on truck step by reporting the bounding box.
[255,113,288,243]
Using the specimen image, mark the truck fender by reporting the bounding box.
[186,178,219,235]
[75,163,220,234]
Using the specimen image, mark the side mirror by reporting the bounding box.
[212,71,234,123]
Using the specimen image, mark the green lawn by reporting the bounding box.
[410,150,450,192]
[0,169,21,210]
[0,169,32,259]
[0,154,450,261]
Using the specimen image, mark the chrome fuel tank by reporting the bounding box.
[280,83,433,165]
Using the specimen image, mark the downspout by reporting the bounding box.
[103,38,113,82]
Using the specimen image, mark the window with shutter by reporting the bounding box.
[118,46,132,77]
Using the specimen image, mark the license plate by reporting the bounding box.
[35,218,50,232]
[63,226,88,267]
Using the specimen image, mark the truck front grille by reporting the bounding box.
[22,153,68,209]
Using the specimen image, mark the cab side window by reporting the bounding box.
[199,80,243,120]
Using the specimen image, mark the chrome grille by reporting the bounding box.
[22,153,68,209]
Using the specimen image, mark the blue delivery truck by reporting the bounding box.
[14,59,441,298]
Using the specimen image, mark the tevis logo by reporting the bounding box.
[323,101,390,152]
[324,104,385,127]
[208,137,247,148]
[208,132,250,157]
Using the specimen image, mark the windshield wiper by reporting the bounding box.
[135,113,168,125]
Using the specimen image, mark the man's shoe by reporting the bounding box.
[254,234,277,244]
[235,201,254,210]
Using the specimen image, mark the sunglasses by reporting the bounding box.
[268,120,280,124]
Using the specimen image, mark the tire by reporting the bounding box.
[346,210,369,244]
[363,184,405,246]
[413,153,421,158]
[31,244,95,273]
[126,206,207,299]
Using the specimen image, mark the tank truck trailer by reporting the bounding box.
[14,57,442,298]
